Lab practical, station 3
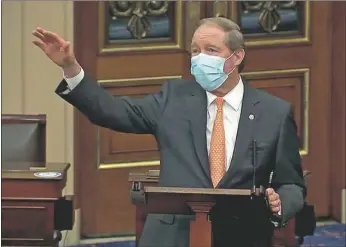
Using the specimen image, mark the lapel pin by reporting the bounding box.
[249,114,255,120]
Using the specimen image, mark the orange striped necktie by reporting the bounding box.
[209,97,226,187]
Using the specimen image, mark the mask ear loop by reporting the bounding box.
[228,48,245,75]
[224,52,237,76]
[226,66,236,76]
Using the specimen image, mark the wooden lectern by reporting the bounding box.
[129,171,274,247]
[129,171,300,247]
[1,114,74,247]
[2,162,73,247]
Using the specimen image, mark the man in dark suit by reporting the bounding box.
[33,17,305,247]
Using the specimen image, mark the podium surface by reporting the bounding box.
[130,171,276,247]
[129,170,297,247]
[2,162,72,247]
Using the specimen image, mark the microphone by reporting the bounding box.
[269,171,273,186]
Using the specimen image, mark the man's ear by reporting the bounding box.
[234,49,245,66]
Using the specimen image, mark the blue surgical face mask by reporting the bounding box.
[190,53,235,92]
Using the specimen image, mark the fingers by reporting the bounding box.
[266,188,281,213]
[32,28,48,51]
[35,27,52,40]
[269,197,281,213]
[35,27,46,34]
[32,30,44,40]
[270,199,281,207]
[62,41,70,53]
[43,30,66,45]
[266,188,274,196]
[33,27,67,46]
[271,205,281,213]
[266,188,278,202]
[268,193,279,202]
[33,27,47,41]
[32,40,46,51]
[33,27,70,54]
[266,188,279,200]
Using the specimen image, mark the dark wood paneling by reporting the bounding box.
[2,203,54,240]
[246,71,307,151]
[301,2,331,215]
[99,81,173,165]
[101,131,158,163]
[73,1,99,233]
[330,2,346,221]
[2,180,64,198]
[244,47,313,72]
[97,53,186,79]
[95,167,153,235]
[73,0,343,238]
[2,163,70,246]
[242,2,332,216]
[73,1,189,237]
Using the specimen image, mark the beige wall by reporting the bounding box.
[2,1,79,246]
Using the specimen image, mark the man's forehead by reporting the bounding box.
[192,24,226,44]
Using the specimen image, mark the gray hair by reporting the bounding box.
[197,17,246,72]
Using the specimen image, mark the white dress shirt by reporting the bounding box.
[206,78,244,171]
[63,68,85,93]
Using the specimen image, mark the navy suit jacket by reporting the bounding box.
[56,74,305,247]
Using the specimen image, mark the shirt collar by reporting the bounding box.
[206,76,244,111]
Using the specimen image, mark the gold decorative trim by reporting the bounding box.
[2,237,45,241]
[230,1,311,46]
[2,197,58,201]
[98,75,182,85]
[241,68,310,156]
[97,75,182,170]
[98,1,183,53]
[80,236,136,244]
[2,206,45,209]
[99,160,160,170]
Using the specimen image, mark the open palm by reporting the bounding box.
[32,27,76,68]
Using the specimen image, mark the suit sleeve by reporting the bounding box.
[272,106,306,224]
[55,73,169,134]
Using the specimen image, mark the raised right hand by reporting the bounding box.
[32,27,81,76]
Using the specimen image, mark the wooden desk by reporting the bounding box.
[129,170,297,247]
[2,162,73,247]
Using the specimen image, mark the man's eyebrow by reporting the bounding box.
[206,44,220,49]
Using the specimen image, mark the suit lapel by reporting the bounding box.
[185,83,211,183]
[218,83,261,188]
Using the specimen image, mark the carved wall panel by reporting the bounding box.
[239,2,303,35]
[97,76,182,169]
[184,2,205,53]
[72,2,335,236]
[242,68,310,155]
[211,1,311,46]
[98,1,183,53]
